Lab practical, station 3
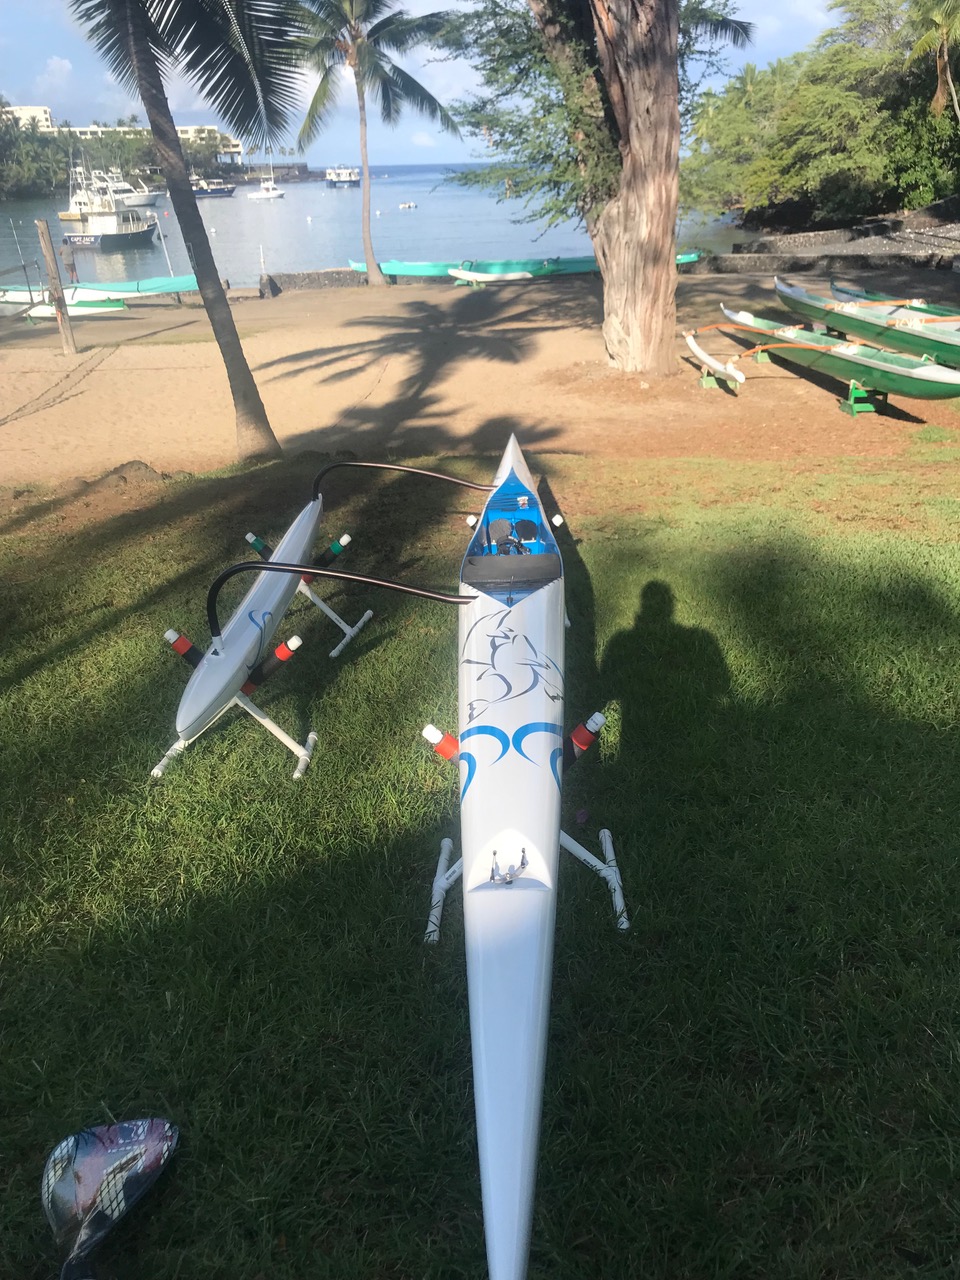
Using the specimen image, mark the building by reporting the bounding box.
[0,105,243,162]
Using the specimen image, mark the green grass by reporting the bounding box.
[6,452,960,1278]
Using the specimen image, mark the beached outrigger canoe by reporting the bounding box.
[830,278,960,319]
[774,276,960,368]
[690,305,960,399]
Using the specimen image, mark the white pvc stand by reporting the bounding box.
[151,699,318,781]
[424,827,629,942]
[296,579,373,657]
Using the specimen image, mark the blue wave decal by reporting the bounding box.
[512,721,563,763]
[460,724,511,761]
[459,751,477,802]
[246,609,273,670]
[550,745,564,791]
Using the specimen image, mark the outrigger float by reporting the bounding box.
[153,483,373,780]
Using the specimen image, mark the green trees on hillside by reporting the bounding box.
[681,0,960,226]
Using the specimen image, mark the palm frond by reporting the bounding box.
[298,63,343,145]
[386,61,460,132]
[165,0,310,145]
[366,9,453,53]
[69,0,173,97]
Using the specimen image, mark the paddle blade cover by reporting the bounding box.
[41,1119,179,1261]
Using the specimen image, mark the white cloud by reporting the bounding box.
[34,56,72,97]
[410,130,437,149]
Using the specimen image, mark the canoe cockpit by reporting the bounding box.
[461,470,561,600]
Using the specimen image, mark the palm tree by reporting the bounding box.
[297,0,459,286]
[69,0,307,461]
[907,0,960,124]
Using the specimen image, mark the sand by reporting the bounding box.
[3,267,960,494]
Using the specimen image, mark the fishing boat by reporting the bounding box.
[61,208,158,252]
[775,276,960,368]
[248,175,285,200]
[453,438,567,1280]
[248,157,285,200]
[693,305,960,400]
[58,163,159,251]
[0,274,198,306]
[190,177,236,198]
[326,165,360,187]
[96,168,160,209]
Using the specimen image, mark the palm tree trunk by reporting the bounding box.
[944,40,960,125]
[134,39,282,461]
[355,79,387,286]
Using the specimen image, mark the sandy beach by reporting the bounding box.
[3,266,960,498]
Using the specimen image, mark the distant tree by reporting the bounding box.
[70,0,307,462]
[297,0,459,285]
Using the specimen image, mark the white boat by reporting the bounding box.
[456,438,566,1280]
[96,168,160,209]
[248,168,285,200]
[325,164,360,188]
[174,497,324,745]
[190,176,236,198]
[58,164,158,250]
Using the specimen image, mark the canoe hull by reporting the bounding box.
[723,305,960,400]
[775,276,960,369]
[175,497,323,742]
[458,437,564,1280]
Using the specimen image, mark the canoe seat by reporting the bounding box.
[462,552,562,588]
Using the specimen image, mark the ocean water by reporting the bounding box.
[0,162,730,290]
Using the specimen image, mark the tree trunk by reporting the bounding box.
[587,0,679,374]
[356,80,388,286]
[135,44,282,461]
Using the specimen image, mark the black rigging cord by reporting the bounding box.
[311,460,494,501]
[207,561,475,639]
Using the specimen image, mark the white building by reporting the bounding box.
[0,105,243,161]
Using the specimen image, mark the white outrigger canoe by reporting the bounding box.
[458,439,565,1280]
[424,438,628,1280]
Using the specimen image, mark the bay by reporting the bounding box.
[1,162,732,290]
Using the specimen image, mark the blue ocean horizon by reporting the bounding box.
[1,162,733,288]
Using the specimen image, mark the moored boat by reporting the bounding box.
[326,165,360,187]
[96,168,160,209]
[190,177,236,198]
[61,209,158,252]
[456,437,565,1280]
[714,304,960,399]
[775,276,960,368]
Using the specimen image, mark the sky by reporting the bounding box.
[1,0,833,167]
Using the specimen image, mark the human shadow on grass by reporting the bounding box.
[542,541,960,1276]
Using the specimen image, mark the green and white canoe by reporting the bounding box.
[775,276,960,368]
[715,305,960,399]
[830,278,960,320]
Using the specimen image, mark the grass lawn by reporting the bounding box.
[5,446,960,1279]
